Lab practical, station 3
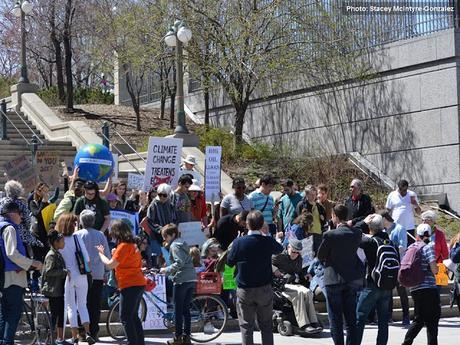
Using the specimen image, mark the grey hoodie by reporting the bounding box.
[164,238,197,284]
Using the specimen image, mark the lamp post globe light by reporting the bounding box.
[13,0,33,84]
[165,21,192,135]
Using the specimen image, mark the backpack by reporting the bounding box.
[398,241,426,288]
[371,237,400,290]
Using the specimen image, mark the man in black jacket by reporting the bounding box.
[227,211,283,345]
[344,179,374,228]
[317,204,365,345]
[214,210,249,250]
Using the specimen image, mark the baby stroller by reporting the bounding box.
[272,276,322,337]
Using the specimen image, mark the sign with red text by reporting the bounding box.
[142,274,167,330]
[143,137,182,191]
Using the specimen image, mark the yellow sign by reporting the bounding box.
[41,203,57,232]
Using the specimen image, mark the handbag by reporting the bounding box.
[74,235,91,275]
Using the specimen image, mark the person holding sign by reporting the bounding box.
[146,183,176,255]
[180,155,201,185]
[159,224,196,345]
[188,183,208,228]
[220,177,253,217]
[172,175,193,224]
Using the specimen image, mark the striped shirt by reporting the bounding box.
[411,242,437,292]
[248,190,274,224]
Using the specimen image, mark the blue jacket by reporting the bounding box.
[451,243,460,264]
[0,219,27,272]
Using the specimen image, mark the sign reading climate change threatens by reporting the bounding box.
[143,137,183,191]
[205,146,222,203]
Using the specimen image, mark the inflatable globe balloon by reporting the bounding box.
[74,143,114,182]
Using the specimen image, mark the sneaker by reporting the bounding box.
[166,336,183,345]
[181,335,192,345]
[203,322,218,334]
[402,315,410,326]
[55,340,73,345]
[85,335,96,345]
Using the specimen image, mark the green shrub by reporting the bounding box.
[0,77,13,99]
[38,86,114,106]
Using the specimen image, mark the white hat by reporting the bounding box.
[183,155,197,166]
[416,223,432,237]
[421,210,437,222]
[189,184,201,192]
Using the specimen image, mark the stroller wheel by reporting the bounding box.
[277,320,293,336]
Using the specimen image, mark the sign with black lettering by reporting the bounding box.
[3,154,37,192]
[143,137,183,191]
[205,146,222,203]
[36,151,60,188]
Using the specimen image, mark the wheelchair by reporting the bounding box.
[272,276,322,337]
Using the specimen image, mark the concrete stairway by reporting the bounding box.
[0,110,76,194]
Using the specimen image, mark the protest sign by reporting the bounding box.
[127,173,145,190]
[109,210,139,235]
[112,154,119,182]
[41,204,57,232]
[3,155,37,192]
[204,146,222,203]
[143,274,167,330]
[143,137,182,191]
[223,265,237,290]
[36,151,60,188]
[178,221,206,246]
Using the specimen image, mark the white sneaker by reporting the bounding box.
[203,322,217,334]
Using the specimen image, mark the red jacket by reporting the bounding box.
[434,226,449,263]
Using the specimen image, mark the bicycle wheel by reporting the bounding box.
[106,296,147,341]
[16,301,35,345]
[33,302,53,345]
[190,294,228,343]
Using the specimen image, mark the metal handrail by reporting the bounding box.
[98,130,145,176]
[0,107,31,145]
[112,130,146,163]
[7,108,44,145]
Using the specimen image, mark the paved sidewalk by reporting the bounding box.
[97,317,460,345]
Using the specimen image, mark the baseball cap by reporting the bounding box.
[416,223,432,237]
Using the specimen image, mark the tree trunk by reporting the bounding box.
[204,87,210,128]
[160,93,166,120]
[124,68,142,132]
[234,104,247,148]
[50,0,65,103]
[63,0,73,112]
[169,94,175,129]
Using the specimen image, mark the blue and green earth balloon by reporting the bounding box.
[74,143,114,182]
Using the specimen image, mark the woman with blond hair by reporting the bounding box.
[56,213,94,345]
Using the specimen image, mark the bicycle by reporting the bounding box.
[15,288,53,345]
[106,273,228,343]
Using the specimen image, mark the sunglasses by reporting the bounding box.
[291,250,300,254]
[158,193,168,198]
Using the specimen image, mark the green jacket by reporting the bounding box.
[41,248,67,297]
[54,190,76,221]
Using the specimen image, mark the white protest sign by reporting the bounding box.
[178,169,201,184]
[127,173,145,190]
[143,274,167,330]
[205,146,222,203]
[109,210,139,235]
[143,137,183,191]
[112,153,119,182]
[178,221,206,246]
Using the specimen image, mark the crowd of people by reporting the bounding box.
[0,155,460,345]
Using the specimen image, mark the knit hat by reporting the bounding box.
[106,193,118,202]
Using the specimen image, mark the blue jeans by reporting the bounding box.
[324,283,359,345]
[356,281,392,345]
[173,282,195,337]
[119,286,145,345]
[0,285,25,345]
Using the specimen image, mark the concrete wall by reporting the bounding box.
[184,29,460,212]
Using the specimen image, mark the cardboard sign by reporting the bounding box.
[36,151,60,188]
[3,154,37,192]
[109,210,139,235]
[204,146,222,203]
[127,173,145,190]
[143,137,183,191]
[178,221,206,246]
[143,274,167,330]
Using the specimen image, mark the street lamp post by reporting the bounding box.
[165,21,192,135]
[12,0,33,84]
